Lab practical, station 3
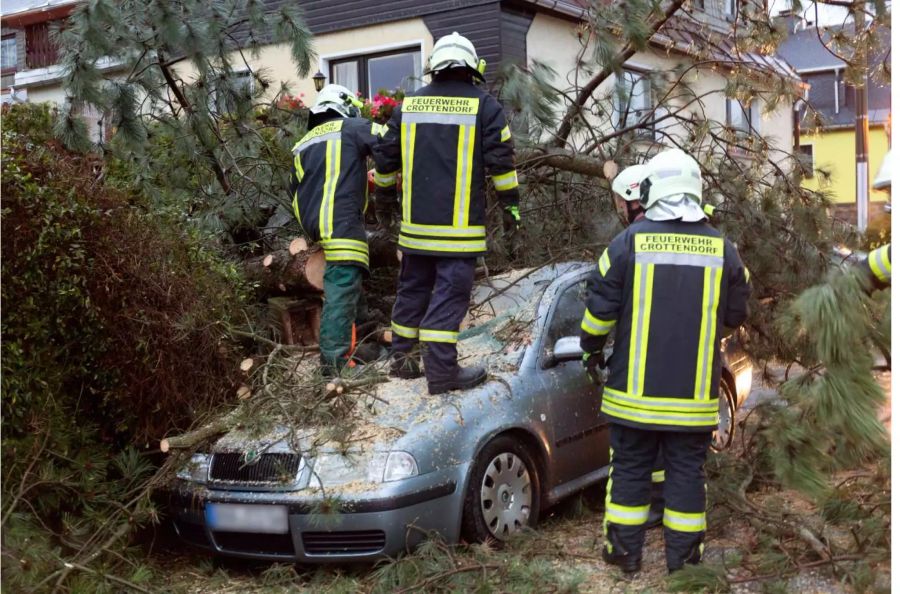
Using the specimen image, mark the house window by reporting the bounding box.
[329,48,423,98]
[797,144,814,179]
[617,70,654,133]
[211,70,254,113]
[1,36,17,73]
[726,98,752,134]
[25,22,59,69]
[724,0,738,20]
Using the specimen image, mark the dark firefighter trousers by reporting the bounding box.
[390,254,476,381]
[605,423,711,570]
[319,263,367,369]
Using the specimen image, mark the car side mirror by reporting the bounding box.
[550,336,583,366]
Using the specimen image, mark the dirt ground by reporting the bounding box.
[154,371,891,593]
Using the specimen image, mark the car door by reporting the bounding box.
[537,276,609,487]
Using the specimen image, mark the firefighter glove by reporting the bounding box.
[502,205,521,234]
[582,351,605,385]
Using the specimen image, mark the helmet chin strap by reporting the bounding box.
[626,203,644,224]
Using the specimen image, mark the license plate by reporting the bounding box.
[205,503,288,534]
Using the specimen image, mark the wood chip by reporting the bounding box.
[240,358,254,372]
[237,385,252,400]
[603,160,619,180]
[262,254,274,267]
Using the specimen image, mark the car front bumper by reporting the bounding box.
[169,464,469,563]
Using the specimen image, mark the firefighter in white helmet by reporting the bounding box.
[581,148,751,574]
[373,32,521,394]
[290,84,396,376]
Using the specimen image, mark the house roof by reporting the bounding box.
[1,0,77,17]
[1,0,78,26]
[776,25,847,72]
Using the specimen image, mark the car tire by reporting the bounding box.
[711,377,737,452]
[461,435,541,544]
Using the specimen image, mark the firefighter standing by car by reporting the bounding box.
[581,149,751,574]
[290,84,396,376]
[373,32,521,395]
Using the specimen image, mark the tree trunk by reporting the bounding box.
[245,248,326,294]
[519,148,608,178]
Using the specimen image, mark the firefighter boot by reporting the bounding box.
[602,526,642,574]
[427,365,486,395]
[668,542,703,574]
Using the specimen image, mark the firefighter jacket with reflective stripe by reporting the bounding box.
[372,79,519,257]
[863,243,891,289]
[290,117,394,269]
[580,219,751,432]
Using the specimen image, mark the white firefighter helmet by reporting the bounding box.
[426,32,484,80]
[612,164,649,202]
[311,83,360,118]
[640,148,703,209]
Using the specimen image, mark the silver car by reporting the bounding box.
[170,262,753,562]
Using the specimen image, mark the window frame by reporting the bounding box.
[1,35,17,75]
[724,0,739,20]
[542,278,589,364]
[797,143,814,179]
[726,97,753,135]
[323,41,425,99]
[616,68,656,137]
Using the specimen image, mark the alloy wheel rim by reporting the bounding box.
[480,452,532,539]
[712,390,733,449]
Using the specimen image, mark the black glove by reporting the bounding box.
[374,201,396,233]
[582,351,605,385]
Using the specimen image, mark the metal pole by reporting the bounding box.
[854,6,869,230]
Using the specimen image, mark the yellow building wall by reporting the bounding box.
[800,125,889,203]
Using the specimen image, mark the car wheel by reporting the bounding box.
[461,435,541,544]
[711,378,737,452]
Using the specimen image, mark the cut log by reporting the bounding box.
[518,148,607,178]
[288,237,309,255]
[160,409,243,453]
[245,248,326,295]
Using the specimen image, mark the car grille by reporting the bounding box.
[213,531,295,556]
[302,530,386,555]
[209,453,301,484]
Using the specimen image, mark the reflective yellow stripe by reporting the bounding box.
[398,235,487,253]
[581,309,615,336]
[603,386,719,413]
[601,399,718,427]
[635,233,724,256]
[391,321,418,339]
[402,96,479,115]
[743,267,750,283]
[321,238,368,251]
[663,508,706,532]
[419,328,458,343]
[628,263,654,395]
[295,120,343,152]
[500,125,511,142]
[319,138,341,240]
[371,122,387,137]
[323,250,369,266]
[453,124,475,227]
[598,250,611,277]
[374,170,398,187]
[868,244,891,282]
[292,154,304,224]
[400,222,486,238]
[652,470,665,483]
[604,446,614,551]
[694,266,723,400]
[401,122,416,222]
[605,501,650,526]
[491,170,519,191]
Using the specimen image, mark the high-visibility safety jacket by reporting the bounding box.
[864,243,891,288]
[372,79,520,257]
[290,116,393,269]
[580,219,751,432]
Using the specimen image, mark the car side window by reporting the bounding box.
[545,280,587,348]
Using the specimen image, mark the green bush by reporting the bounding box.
[1,103,250,590]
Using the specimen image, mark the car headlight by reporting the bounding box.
[383,451,419,482]
[310,451,419,488]
[176,453,210,483]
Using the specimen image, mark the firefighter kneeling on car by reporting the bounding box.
[581,149,751,574]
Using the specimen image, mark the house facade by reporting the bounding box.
[777,17,891,223]
[2,0,799,167]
